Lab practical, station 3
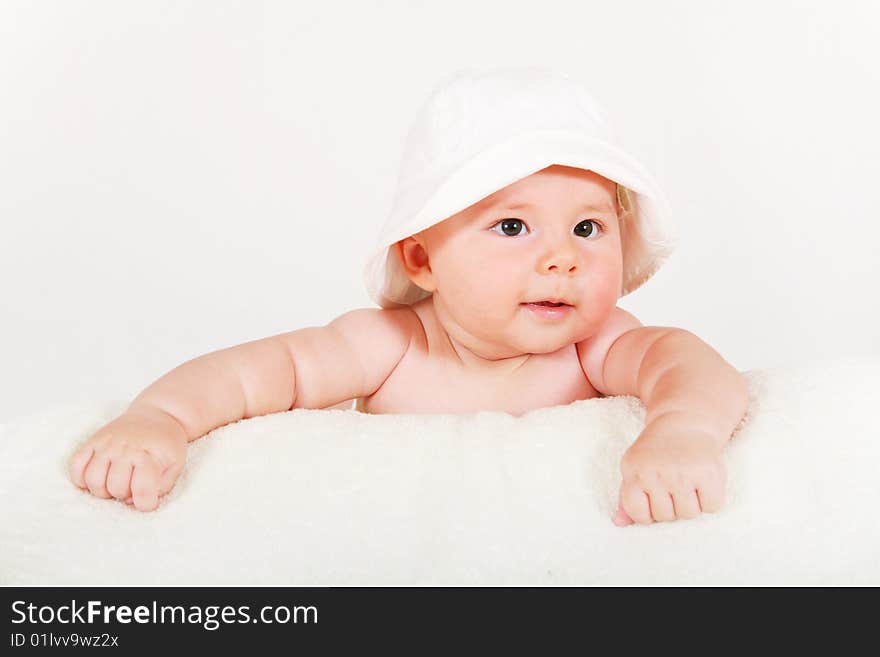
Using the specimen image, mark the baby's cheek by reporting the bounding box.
[586,262,620,302]
[464,258,517,299]
[576,267,620,328]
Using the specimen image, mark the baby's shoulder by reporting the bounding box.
[329,304,423,353]
[324,305,424,392]
[574,306,643,392]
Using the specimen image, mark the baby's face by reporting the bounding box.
[400,164,623,357]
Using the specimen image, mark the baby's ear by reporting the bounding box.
[396,237,436,292]
[615,184,633,220]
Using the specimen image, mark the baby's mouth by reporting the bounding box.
[520,299,575,319]
[521,300,573,307]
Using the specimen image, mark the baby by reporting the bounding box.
[68,69,749,526]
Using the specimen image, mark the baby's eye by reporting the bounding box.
[574,220,602,239]
[490,218,529,237]
[489,218,603,238]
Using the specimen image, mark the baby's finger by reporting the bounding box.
[612,502,634,526]
[106,459,134,501]
[647,489,676,522]
[130,454,160,512]
[696,483,725,514]
[156,455,183,496]
[83,452,112,499]
[671,488,701,520]
[68,445,95,489]
[620,483,652,525]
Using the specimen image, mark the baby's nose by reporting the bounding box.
[546,259,577,274]
[540,245,579,274]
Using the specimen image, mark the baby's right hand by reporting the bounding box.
[68,406,189,512]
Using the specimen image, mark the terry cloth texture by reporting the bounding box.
[363,68,677,309]
[1,356,878,585]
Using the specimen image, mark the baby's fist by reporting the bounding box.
[612,423,727,526]
[68,406,188,512]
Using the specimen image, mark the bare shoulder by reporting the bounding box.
[575,306,643,394]
[326,305,423,395]
[272,305,423,409]
[327,305,421,341]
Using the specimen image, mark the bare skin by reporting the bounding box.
[69,165,749,526]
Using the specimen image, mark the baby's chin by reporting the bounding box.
[462,319,577,356]
[518,336,579,355]
[458,303,595,354]
[506,327,584,355]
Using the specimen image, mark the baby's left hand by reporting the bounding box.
[612,419,727,526]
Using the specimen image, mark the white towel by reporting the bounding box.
[1,356,878,585]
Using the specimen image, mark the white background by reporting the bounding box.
[2,0,878,422]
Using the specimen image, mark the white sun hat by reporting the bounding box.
[362,67,676,309]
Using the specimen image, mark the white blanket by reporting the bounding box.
[2,356,878,585]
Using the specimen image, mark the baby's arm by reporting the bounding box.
[577,307,750,526]
[128,307,415,436]
[68,307,417,511]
